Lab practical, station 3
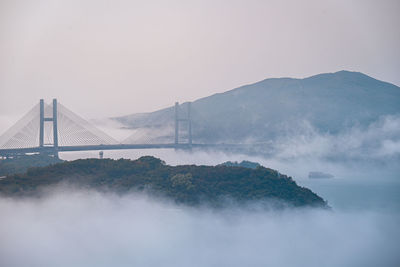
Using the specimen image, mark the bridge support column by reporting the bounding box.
[188,102,192,146]
[175,102,179,146]
[52,99,59,158]
[38,99,59,157]
[39,99,44,147]
[174,101,192,149]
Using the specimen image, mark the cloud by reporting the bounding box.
[269,115,400,160]
[0,188,399,267]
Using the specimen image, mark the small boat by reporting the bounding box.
[308,171,334,179]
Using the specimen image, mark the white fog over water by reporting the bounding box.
[1,145,399,267]
[0,187,399,267]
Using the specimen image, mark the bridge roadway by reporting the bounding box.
[0,143,251,156]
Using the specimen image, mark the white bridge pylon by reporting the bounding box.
[0,99,118,150]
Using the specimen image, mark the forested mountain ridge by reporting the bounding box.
[0,156,327,208]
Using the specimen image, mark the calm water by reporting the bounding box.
[298,178,400,213]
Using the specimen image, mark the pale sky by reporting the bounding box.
[1,0,399,125]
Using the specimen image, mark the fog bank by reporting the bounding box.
[0,189,399,267]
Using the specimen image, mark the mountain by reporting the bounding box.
[0,156,327,208]
[115,71,400,144]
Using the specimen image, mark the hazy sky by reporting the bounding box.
[1,0,399,122]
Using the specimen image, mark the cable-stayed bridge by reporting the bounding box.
[0,99,244,157]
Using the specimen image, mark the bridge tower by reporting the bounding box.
[39,98,59,157]
[174,102,192,148]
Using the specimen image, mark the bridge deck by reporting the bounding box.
[0,143,250,156]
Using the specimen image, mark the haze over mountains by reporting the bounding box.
[115,71,400,160]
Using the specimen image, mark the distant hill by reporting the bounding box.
[115,71,400,144]
[0,156,327,208]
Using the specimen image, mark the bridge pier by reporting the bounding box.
[188,102,192,146]
[38,99,59,158]
[39,99,44,147]
[175,102,179,146]
[174,102,192,149]
[52,99,59,158]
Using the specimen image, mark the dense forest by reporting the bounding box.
[0,156,327,208]
[0,154,63,176]
[219,160,261,169]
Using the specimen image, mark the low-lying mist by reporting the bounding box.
[268,114,400,160]
[0,188,398,267]
[85,114,400,181]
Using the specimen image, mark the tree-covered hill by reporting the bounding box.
[0,154,63,176]
[0,156,327,208]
